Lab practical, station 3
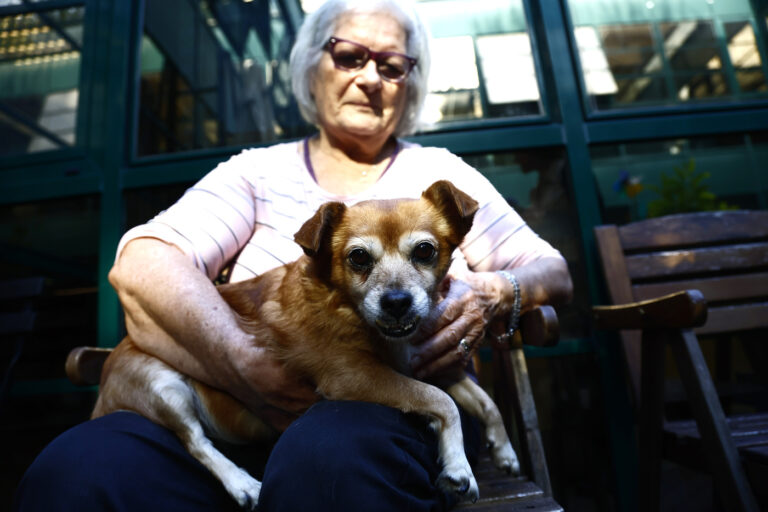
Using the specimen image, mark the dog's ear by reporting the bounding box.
[422,180,479,243]
[294,201,347,257]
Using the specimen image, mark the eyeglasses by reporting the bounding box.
[325,37,417,83]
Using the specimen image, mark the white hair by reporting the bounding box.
[289,0,431,136]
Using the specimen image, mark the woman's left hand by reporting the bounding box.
[410,272,504,380]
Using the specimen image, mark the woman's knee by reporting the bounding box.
[13,411,239,512]
[258,400,453,511]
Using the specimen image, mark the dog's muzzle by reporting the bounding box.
[376,290,420,338]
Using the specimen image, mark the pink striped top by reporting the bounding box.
[117,141,563,283]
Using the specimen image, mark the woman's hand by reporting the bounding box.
[229,345,319,432]
[409,256,573,381]
[409,272,505,380]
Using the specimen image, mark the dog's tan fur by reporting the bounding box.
[93,180,518,509]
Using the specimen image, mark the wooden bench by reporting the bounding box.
[592,210,768,512]
[66,306,564,511]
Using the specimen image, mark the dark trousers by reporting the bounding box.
[13,400,481,511]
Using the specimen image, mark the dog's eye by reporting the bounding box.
[348,248,372,269]
[412,242,436,263]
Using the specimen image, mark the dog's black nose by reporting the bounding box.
[380,290,413,319]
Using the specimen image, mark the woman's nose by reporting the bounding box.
[355,59,382,89]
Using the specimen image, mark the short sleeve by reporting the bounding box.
[116,152,258,280]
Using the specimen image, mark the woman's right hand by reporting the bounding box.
[230,344,319,431]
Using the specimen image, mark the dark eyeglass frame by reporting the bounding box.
[324,37,418,83]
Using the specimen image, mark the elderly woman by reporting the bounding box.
[14,0,572,511]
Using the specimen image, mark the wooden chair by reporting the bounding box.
[591,210,768,512]
[66,306,564,511]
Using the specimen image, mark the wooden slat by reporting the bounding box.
[626,243,768,280]
[696,303,768,334]
[476,477,543,502]
[617,210,768,251]
[457,496,563,512]
[665,414,768,443]
[594,226,636,305]
[594,224,643,405]
[633,272,768,302]
[508,347,552,496]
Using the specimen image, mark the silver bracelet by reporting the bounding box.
[496,270,521,341]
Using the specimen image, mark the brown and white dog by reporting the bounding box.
[93,180,519,509]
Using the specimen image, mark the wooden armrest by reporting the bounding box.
[520,305,559,347]
[65,346,112,386]
[592,290,707,331]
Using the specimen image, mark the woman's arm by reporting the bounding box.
[109,237,318,431]
[411,256,573,380]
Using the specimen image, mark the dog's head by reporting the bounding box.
[294,180,479,340]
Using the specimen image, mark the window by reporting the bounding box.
[591,132,768,225]
[567,0,768,111]
[0,3,84,157]
[416,0,544,126]
[135,0,546,157]
[136,0,306,157]
[725,21,767,93]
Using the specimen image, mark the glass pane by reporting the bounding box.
[463,148,589,340]
[137,0,309,157]
[568,0,768,111]
[416,0,544,126]
[659,20,717,45]
[590,132,767,225]
[605,48,657,75]
[736,69,768,92]
[725,21,767,92]
[675,71,729,99]
[0,5,83,157]
[599,23,654,50]
[668,46,722,72]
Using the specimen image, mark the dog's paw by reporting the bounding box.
[490,440,521,475]
[222,467,261,511]
[436,465,479,503]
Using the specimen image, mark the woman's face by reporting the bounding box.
[311,12,409,144]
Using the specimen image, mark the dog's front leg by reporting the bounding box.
[315,355,479,503]
[446,376,520,474]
